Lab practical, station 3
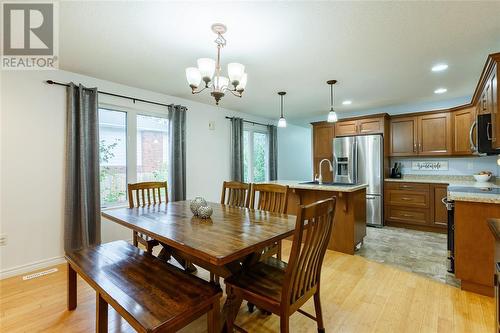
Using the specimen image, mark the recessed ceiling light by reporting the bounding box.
[434,88,447,94]
[342,100,352,105]
[432,63,448,72]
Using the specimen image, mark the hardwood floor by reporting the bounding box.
[0,240,494,332]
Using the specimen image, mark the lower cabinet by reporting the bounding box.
[384,181,447,232]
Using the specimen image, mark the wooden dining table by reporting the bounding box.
[102,200,297,332]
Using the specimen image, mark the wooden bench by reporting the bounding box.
[65,240,222,332]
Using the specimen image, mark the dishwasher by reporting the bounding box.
[442,197,455,273]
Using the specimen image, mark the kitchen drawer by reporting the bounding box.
[385,206,430,225]
[385,189,430,208]
[385,182,430,192]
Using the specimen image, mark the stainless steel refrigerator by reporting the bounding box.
[356,135,384,227]
[332,134,384,227]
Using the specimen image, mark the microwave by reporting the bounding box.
[470,114,500,155]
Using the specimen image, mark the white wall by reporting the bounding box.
[277,124,312,180]
[0,69,310,277]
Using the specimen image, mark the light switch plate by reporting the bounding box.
[208,121,215,130]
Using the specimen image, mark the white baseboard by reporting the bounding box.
[0,256,66,280]
[0,239,134,280]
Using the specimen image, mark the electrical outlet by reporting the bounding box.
[0,234,7,246]
[208,121,215,130]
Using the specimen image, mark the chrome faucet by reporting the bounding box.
[315,159,333,185]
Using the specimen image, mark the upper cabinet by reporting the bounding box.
[335,120,357,136]
[390,116,418,156]
[473,53,500,149]
[313,124,334,158]
[452,107,475,155]
[335,115,386,137]
[491,65,499,148]
[390,112,452,156]
[418,112,452,155]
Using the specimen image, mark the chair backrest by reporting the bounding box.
[282,198,336,311]
[128,181,168,208]
[248,183,289,214]
[220,181,250,207]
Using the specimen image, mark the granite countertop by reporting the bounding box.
[384,175,500,204]
[265,180,368,193]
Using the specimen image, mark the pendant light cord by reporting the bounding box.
[330,83,335,111]
[280,94,284,118]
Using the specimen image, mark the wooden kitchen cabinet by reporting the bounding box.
[452,107,475,155]
[384,181,446,232]
[335,120,357,136]
[312,123,335,182]
[418,112,452,155]
[492,68,499,148]
[390,112,452,156]
[431,184,448,228]
[313,124,334,158]
[474,54,500,149]
[389,116,418,156]
[335,115,386,137]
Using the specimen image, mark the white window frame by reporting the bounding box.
[243,123,270,183]
[99,102,169,208]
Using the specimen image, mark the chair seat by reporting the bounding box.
[225,257,287,306]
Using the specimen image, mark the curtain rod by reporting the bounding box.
[225,116,271,127]
[45,80,176,108]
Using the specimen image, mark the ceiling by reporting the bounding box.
[59,1,500,122]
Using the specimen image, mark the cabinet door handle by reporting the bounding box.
[401,197,412,201]
[402,214,413,217]
[413,143,417,152]
[400,185,413,189]
[418,142,422,151]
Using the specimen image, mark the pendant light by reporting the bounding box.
[327,80,338,123]
[277,91,287,128]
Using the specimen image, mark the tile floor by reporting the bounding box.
[356,226,460,287]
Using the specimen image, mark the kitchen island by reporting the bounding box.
[268,180,367,255]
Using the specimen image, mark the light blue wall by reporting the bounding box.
[391,155,500,176]
[277,124,313,180]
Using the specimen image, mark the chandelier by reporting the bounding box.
[185,23,247,105]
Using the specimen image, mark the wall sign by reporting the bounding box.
[411,161,449,171]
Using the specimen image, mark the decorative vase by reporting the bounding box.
[190,197,207,215]
[197,205,213,219]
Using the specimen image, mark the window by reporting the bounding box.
[243,125,269,183]
[99,108,168,208]
[136,115,168,182]
[99,109,127,207]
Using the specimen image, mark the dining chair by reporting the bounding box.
[248,183,289,260]
[221,181,250,207]
[127,181,168,254]
[225,197,336,333]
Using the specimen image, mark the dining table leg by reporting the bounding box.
[218,251,262,332]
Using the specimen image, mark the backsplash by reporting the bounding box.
[390,155,500,176]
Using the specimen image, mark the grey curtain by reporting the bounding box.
[168,104,187,201]
[268,125,278,180]
[64,83,101,252]
[230,117,244,181]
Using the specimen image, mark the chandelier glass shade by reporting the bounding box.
[185,23,247,105]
